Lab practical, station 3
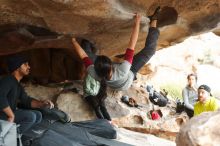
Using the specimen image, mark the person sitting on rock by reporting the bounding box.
[194,84,219,116]
[182,73,198,118]
[0,55,54,134]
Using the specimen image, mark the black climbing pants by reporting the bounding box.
[130,27,160,76]
[85,96,111,121]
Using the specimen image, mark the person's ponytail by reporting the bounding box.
[94,55,112,103]
[96,78,107,103]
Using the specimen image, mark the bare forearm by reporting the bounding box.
[71,38,88,60]
[128,15,141,50]
[31,99,44,108]
[3,106,14,121]
[31,99,54,109]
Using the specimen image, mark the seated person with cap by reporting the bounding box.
[0,55,54,134]
[194,84,219,116]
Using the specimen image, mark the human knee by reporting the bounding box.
[33,111,42,124]
[24,111,37,123]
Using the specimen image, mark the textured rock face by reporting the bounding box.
[0,0,219,54]
[176,111,220,146]
[0,0,219,81]
[24,83,176,146]
[117,128,175,146]
[107,83,188,141]
[25,81,187,141]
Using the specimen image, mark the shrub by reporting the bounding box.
[160,83,184,100]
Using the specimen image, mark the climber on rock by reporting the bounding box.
[71,7,161,121]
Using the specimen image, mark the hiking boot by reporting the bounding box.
[148,6,161,21]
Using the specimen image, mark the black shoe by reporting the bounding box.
[148,6,161,21]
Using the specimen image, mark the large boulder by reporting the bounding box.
[0,0,220,56]
[24,82,176,146]
[176,111,220,146]
[0,0,219,55]
[117,128,175,146]
[0,0,219,82]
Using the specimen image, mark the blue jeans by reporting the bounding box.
[15,109,42,134]
[130,27,159,75]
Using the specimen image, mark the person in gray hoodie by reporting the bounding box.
[182,73,198,118]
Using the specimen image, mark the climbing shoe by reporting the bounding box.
[148,6,161,21]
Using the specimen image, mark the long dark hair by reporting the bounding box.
[94,55,112,102]
[187,73,197,81]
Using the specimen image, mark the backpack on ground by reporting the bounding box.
[151,91,168,107]
[148,109,163,120]
[146,85,168,107]
[176,100,185,113]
